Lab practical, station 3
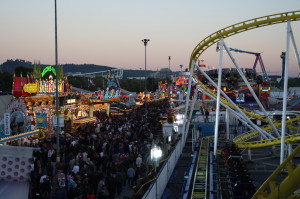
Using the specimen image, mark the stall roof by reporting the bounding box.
[0,130,39,144]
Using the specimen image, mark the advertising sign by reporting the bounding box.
[41,66,56,77]
[23,83,38,93]
[52,115,64,127]
[236,93,245,103]
[4,113,10,136]
[36,113,48,128]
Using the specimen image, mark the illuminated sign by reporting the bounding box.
[6,99,27,114]
[236,93,245,103]
[41,66,56,78]
[23,83,38,93]
[36,113,48,128]
[4,113,10,136]
[176,76,187,86]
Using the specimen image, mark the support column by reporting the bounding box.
[89,104,94,118]
[192,128,194,152]
[195,61,272,140]
[223,41,280,137]
[182,62,195,140]
[248,148,252,161]
[226,108,230,140]
[196,79,257,139]
[290,26,300,73]
[185,88,198,143]
[288,142,293,156]
[281,21,291,164]
[197,84,256,134]
[214,37,224,157]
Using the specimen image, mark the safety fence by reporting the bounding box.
[141,132,186,199]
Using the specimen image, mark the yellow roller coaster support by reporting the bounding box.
[236,133,300,149]
[252,144,300,199]
[190,11,300,67]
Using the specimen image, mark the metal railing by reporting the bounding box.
[142,134,185,199]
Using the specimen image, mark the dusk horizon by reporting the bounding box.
[1,1,299,76]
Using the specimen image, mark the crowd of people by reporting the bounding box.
[29,99,169,199]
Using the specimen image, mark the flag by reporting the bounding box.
[90,79,95,86]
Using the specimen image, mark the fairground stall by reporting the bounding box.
[0,65,73,145]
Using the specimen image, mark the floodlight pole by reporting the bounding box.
[54,0,60,163]
[168,56,171,101]
[142,39,150,118]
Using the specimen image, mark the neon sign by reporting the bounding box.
[41,66,56,77]
[23,83,38,93]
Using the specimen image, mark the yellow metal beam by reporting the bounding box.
[252,145,300,199]
[235,116,300,149]
[236,133,300,149]
[190,11,300,67]
[194,74,300,149]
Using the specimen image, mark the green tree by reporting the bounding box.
[57,65,64,80]
[0,72,13,93]
[33,61,37,78]
[36,61,41,79]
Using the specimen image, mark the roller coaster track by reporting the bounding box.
[251,144,300,199]
[233,115,300,143]
[191,137,209,199]
[188,10,300,199]
[193,74,276,124]
[194,76,300,148]
[189,10,300,66]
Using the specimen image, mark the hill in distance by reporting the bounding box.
[0,59,155,78]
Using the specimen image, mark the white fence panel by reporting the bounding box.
[157,163,168,198]
[143,182,156,199]
[144,135,185,199]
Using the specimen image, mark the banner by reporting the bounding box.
[36,113,47,128]
[3,113,10,136]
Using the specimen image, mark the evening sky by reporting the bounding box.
[0,0,299,76]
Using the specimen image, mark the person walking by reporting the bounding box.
[127,166,135,187]
[96,176,106,199]
[205,109,209,123]
[136,154,142,178]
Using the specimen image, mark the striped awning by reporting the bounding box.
[0,130,39,144]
